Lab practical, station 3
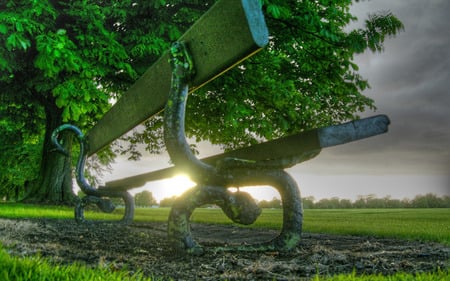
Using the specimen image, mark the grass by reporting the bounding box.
[302,209,450,245]
[0,203,449,280]
[1,244,446,281]
[186,207,450,246]
[1,203,449,245]
[255,208,450,245]
[1,245,447,281]
[0,245,153,281]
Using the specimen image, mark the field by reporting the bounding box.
[1,204,448,245]
[0,204,449,280]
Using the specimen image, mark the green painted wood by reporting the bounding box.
[103,115,390,191]
[103,129,320,191]
[86,0,268,155]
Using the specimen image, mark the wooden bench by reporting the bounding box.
[52,0,269,223]
[52,0,390,254]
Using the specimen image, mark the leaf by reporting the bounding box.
[6,33,17,50]
[267,4,281,18]
[15,21,23,32]
[55,97,67,108]
[56,29,66,35]
[70,103,82,121]
[19,39,30,50]
[0,24,7,35]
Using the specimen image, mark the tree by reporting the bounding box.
[134,190,156,207]
[258,197,282,209]
[302,196,316,209]
[411,193,445,208]
[0,111,42,201]
[1,1,143,203]
[159,196,178,208]
[139,0,405,151]
[1,1,403,204]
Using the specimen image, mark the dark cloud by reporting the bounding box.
[312,0,450,176]
[103,0,449,201]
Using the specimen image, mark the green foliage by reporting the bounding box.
[0,106,43,199]
[258,197,282,209]
[123,0,405,152]
[1,1,404,198]
[181,0,404,150]
[134,190,157,207]
[159,196,178,208]
[0,142,41,200]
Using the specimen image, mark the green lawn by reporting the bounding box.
[189,207,450,245]
[1,203,449,245]
[302,208,450,245]
[0,203,449,281]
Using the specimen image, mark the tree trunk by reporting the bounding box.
[23,103,77,205]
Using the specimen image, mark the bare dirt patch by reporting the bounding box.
[0,218,448,280]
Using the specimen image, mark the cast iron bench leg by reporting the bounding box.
[52,125,135,224]
[165,42,303,254]
[168,169,303,254]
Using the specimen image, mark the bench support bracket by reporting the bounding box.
[52,125,135,224]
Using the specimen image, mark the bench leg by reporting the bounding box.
[168,185,261,255]
[167,169,303,254]
[228,169,303,251]
[52,124,135,224]
[165,42,303,254]
[75,191,135,224]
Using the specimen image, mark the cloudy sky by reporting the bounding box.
[103,0,450,202]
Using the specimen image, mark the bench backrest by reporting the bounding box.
[104,115,390,191]
[86,0,268,156]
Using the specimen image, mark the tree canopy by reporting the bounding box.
[134,190,157,207]
[0,0,403,203]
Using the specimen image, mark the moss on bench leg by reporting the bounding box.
[74,191,135,224]
[52,124,135,224]
[261,170,303,251]
[167,169,303,254]
[168,185,261,255]
[219,168,303,251]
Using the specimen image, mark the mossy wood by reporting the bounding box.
[86,0,268,156]
[103,115,389,191]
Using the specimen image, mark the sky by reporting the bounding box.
[102,0,450,203]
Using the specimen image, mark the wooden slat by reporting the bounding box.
[103,115,390,191]
[87,0,268,155]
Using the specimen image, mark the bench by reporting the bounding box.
[51,0,390,254]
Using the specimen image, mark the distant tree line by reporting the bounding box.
[137,192,450,209]
[65,191,448,209]
[302,193,450,209]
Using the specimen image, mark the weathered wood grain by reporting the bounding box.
[103,115,389,191]
[86,0,268,155]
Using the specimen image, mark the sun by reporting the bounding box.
[171,175,196,188]
[163,174,196,197]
